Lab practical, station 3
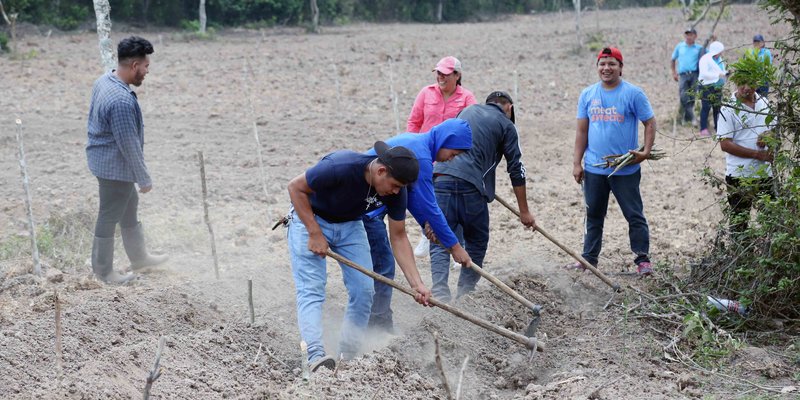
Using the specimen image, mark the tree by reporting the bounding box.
[309,0,319,33]
[0,0,20,54]
[92,0,115,72]
[199,0,207,33]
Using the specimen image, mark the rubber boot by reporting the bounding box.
[121,222,169,270]
[92,236,135,284]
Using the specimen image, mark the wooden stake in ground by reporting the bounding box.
[142,336,165,400]
[433,332,453,400]
[455,356,469,400]
[387,56,400,133]
[198,151,220,279]
[91,0,115,72]
[247,279,255,325]
[54,290,63,374]
[15,119,42,276]
[242,58,273,222]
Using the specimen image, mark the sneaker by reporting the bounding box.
[414,237,429,258]
[698,129,710,138]
[309,355,336,372]
[563,262,587,272]
[637,261,653,277]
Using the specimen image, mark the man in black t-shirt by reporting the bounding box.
[286,141,430,372]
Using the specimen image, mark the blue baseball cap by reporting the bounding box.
[753,34,765,42]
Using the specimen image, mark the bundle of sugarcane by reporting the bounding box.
[592,145,665,177]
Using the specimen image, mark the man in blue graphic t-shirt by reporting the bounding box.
[572,47,656,276]
[286,142,430,373]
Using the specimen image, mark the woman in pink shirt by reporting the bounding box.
[408,56,476,258]
[407,56,477,133]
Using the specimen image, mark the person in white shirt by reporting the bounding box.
[716,73,775,233]
[698,41,726,137]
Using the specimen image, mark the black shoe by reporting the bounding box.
[309,355,336,372]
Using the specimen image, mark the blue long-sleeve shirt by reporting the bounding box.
[86,72,151,187]
[366,118,472,248]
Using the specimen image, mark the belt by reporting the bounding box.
[679,71,697,75]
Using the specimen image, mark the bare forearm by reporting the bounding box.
[390,231,423,288]
[513,185,530,214]
[288,178,321,235]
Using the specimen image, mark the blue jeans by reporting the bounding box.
[678,71,698,123]
[362,211,396,331]
[582,170,650,266]
[700,85,722,131]
[430,176,490,301]
[287,211,375,363]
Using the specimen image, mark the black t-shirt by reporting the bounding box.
[305,150,407,223]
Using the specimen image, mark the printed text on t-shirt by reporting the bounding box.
[589,99,624,123]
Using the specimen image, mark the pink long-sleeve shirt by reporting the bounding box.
[406,84,477,133]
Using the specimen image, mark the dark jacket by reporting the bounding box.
[433,103,527,202]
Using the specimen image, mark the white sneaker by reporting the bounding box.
[414,237,430,258]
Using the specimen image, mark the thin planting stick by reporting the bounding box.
[513,70,519,101]
[387,56,400,133]
[433,332,453,400]
[198,151,220,279]
[252,343,262,364]
[455,356,469,400]
[54,290,63,374]
[15,119,42,276]
[142,336,166,400]
[332,63,342,117]
[242,58,272,221]
[247,279,255,325]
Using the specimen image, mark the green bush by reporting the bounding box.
[0,32,9,53]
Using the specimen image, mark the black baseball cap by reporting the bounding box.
[485,91,515,123]
[684,27,697,34]
[374,141,419,185]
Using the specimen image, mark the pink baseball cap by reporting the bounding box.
[433,56,462,75]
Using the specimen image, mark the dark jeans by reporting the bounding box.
[582,170,650,266]
[678,71,698,123]
[430,175,490,301]
[726,175,773,234]
[700,85,722,131]
[95,177,139,238]
[362,211,396,330]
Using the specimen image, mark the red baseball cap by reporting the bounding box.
[597,47,623,64]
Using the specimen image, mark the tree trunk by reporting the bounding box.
[575,0,581,39]
[310,0,319,33]
[92,0,115,72]
[436,0,443,23]
[199,0,207,33]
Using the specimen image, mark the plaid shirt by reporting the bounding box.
[86,72,151,187]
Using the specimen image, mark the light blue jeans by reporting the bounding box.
[287,211,375,363]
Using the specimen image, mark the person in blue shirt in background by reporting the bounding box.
[362,118,473,333]
[572,47,656,276]
[750,34,774,96]
[671,28,704,126]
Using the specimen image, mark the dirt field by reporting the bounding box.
[1,4,797,399]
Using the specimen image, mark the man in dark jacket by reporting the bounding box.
[430,92,536,301]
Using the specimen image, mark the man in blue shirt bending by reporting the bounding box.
[286,142,430,372]
[671,28,703,126]
[362,118,473,333]
[573,47,656,276]
[86,36,168,285]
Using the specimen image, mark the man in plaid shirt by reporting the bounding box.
[86,36,167,284]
